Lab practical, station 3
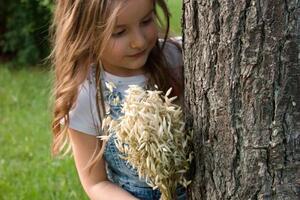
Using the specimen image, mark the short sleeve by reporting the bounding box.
[68,79,102,136]
[163,36,183,82]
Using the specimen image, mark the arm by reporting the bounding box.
[68,128,139,200]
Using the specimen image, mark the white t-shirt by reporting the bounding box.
[68,37,183,136]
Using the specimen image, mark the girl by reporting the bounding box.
[50,0,185,199]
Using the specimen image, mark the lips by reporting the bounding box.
[128,50,146,57]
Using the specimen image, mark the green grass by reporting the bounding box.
[167,0,182,35]
[0,1,181,199]
[0,66,89,200]
[158,0,182,36]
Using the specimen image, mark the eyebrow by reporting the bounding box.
[115,9,154,28]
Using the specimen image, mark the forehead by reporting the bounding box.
[114,0,154,27]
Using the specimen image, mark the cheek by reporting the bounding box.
[106,41,126,58]
[146,24,158,45]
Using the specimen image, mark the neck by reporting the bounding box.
[102,66,146,77]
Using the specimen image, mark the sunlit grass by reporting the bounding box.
[168,0,182,35]
[0,66,89,200]
[157,0,182,36]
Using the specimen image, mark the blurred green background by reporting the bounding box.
[0,0,182,199]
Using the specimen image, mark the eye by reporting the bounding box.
[112,30,125,37]
[142,17,153,25]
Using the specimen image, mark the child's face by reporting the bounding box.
[100,0,158,76]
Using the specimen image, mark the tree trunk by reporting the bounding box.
[182,0,300,199]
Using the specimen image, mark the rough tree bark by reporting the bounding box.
[182,0,300,199]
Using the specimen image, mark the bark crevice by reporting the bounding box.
[184,0,299,199]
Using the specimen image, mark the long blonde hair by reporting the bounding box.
[50,0,182,170]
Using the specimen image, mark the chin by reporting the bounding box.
[127,64,145,71]
[130,58,148,69]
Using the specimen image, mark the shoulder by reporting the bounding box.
[75,80,94,110]
[159,36,183,83]
[159,36,183,68]
[70,75,95,120]
[74,67,96,109]
[159,37,184,104]
[68,66,101,136]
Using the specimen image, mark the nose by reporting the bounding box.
[130,28,146,50]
